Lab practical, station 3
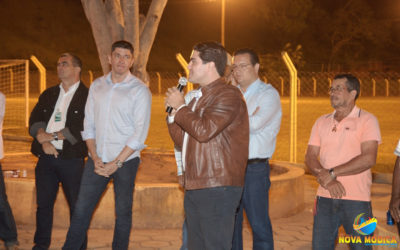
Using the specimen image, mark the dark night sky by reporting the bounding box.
[0,0,399,71]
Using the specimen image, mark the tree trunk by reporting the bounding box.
[81,0,168,85]
[82,0,113,74]
[135,0,168,83]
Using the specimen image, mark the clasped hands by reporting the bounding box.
[165,87,185,116]
[36,129,65,158]
[316,168,346,199]
[92,156,119,178]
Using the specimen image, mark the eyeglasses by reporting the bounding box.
[328,86,347,94]
[232,63,251,71]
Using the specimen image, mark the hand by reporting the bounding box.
[56,131,66,140]
[103,160,119,176]
[164,98,177,116]
[325,180,346,199]
[42,142,59,158]
[36,130,53,144]
[165,87,185,110]
[317,168,335,188]
[389,196,400,222]
[92,156,107,177]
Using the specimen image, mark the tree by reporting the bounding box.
[81,0,168,84]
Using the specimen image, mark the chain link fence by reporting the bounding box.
[147,71,400,172]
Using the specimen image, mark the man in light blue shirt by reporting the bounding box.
[63,40,151,249]
[232,48,282,250]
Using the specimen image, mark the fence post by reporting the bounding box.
[328,77,332,87]
[30,55,46,93]
[297,78,301,96]
[279,76,284,96]
[281,51,297,163]
[385,78,389,97]
[8,69,14,92]
[88,70,93,85]
[398,79,400,96]
[372,78,376,97]
[156,72,161,95]
[176,53,193,91]
[25,60,29,127]
[312,77,317,96]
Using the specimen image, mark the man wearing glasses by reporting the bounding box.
[231,48,282,250]
[305,74,381,249]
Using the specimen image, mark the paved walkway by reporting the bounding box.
[2,175,394,250]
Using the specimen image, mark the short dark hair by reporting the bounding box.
[60,53,82,69]
[112,40,134,54]
[193,41,227,77]
[233,48,260,66]
[334,74,360,100]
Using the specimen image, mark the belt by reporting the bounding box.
[247,158,269,165]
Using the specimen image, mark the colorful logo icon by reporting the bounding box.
[353,213,377,236]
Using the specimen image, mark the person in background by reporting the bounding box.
[0,92,18,250]
[29,53,88,250]
[62,40,151,249]
[389,139,400,235]
[231,48,282,250]
[305,74,381,249]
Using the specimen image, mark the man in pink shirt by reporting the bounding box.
[305,74,381,250]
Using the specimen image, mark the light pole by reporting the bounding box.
[221,0,225,46]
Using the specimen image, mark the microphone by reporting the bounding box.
[166,77,188,114]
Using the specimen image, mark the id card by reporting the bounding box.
[55,110,62,122]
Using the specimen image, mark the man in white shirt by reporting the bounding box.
[231,48,282,250]
[63,40,151,249]
[0,92,18,250]
[29,53,89,250]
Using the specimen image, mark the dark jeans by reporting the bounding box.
[313,196,373,250]
[232,161,274,250]
[184,186,243,250]
[33,155,85,250]
[0,162,18,246]
[63,157,139,250]
[180,218,188,250]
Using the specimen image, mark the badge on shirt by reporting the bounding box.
[55,110,62,122]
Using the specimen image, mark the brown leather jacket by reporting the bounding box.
[168,78,249,190]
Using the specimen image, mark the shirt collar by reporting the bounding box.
[59,81,80,94]
[106,72,134,85]
[332,105,360,121]
[238,78,261,97]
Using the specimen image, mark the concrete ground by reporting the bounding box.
[0,174,395,250]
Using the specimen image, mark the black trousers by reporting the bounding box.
[184,186,243,250]
[0,162,18,245]
[33,154,86,250]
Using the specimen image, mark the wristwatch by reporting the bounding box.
[329,168,336,179]
[115,160,123,168]
[52,132,58,141]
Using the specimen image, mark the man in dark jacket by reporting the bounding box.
[29,53,88,250]
[166,41,249,250]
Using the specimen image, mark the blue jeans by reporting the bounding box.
[184,186,243,250]
[33,155,85,250]
[180,218,188,250]
[63,157,139,250]
[313,196,373,250]
[232,161,274,250]
[0,163,18,247]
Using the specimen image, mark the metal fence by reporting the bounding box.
[147,71,400,97]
